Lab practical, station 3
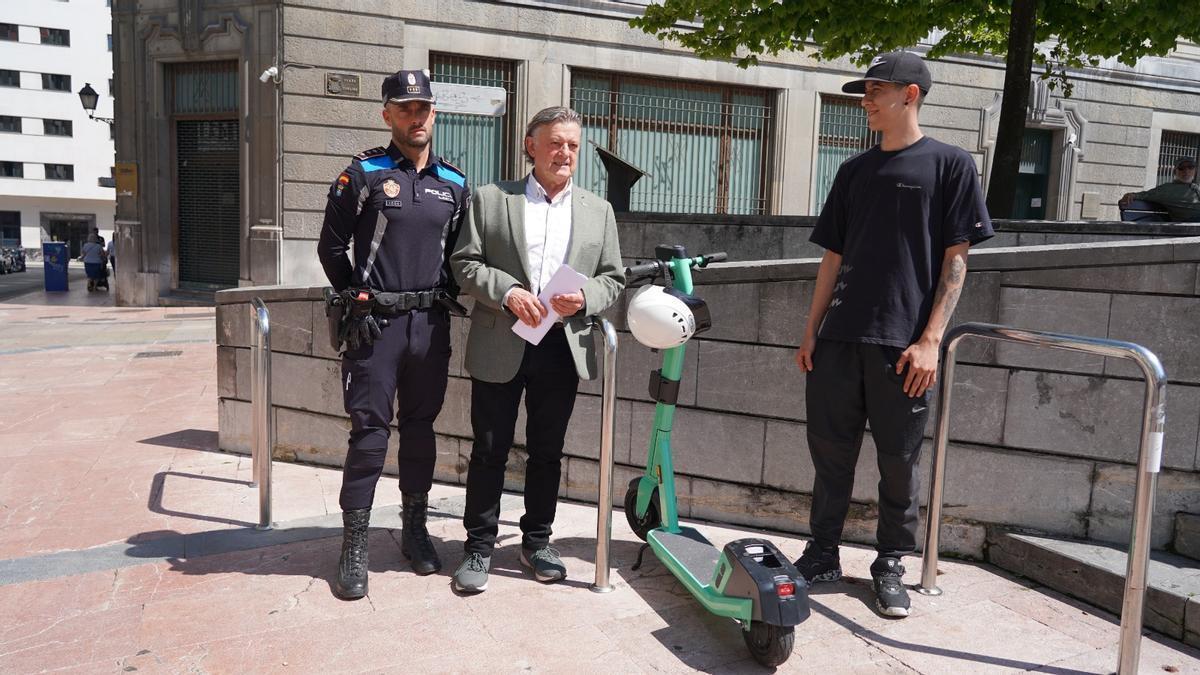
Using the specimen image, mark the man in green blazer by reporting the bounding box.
[450,106,625,592]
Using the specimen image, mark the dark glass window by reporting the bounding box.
[45,164,74,181]
[0,162,23,178]
[107,34,112,51]
[41,73,70,91]
[44,119,72,136]
[0,211,19,247]
[0,70,19,87]
[40,28,69,46]
[0,116,20,133]
[0,23,17,41]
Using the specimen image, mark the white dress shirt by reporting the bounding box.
[507,175,573,302]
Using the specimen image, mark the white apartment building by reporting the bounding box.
[0,0,114,257]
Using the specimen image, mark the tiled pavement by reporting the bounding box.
[2,281,1200,673]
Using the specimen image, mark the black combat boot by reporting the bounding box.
[401,492,441,575]
[334,507,370,600]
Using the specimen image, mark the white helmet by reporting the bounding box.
[626,285,711,349]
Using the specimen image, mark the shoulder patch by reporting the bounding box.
[435,161,467,188]
[360,155,396,173]
[354,147,387,161]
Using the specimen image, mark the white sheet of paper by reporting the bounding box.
[511,264,588,345]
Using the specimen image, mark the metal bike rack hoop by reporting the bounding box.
[591,316,619,593]
[921,322,1166,675]
[250,297,274,531]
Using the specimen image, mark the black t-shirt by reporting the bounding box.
[810,136,993,347]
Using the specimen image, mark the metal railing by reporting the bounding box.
[249,297,274,530]
[920,322,1166,675]
[591,316,619,593]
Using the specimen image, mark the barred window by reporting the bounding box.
[1158,131,1200,184]
[814,95,879,215]
[571,70,774,215]
[429,53,517,185]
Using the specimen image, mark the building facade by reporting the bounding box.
[111,0,1200,305]
[0,0,116,258]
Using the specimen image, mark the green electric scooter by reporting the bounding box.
[623,244,809,668]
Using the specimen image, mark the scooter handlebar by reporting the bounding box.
[624,260,666,285]
[624,252,728,286]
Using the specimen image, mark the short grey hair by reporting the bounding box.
[523,106,582,163]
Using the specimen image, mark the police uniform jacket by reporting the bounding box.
[317,144,469,294]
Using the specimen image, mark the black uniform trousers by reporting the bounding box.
[806,339,930,559]
[463,326,579,555]
[339,308,451,511]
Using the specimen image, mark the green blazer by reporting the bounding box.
[451,179,625,383]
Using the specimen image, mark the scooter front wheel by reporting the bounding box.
[743,622,794,667]
[623,478,660,541]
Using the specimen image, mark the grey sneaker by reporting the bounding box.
[520,546,567,582]
[452,552,491,593]
[870,557,911,618]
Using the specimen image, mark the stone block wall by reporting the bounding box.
[272,0,1200,288]
[216,236,1200,559]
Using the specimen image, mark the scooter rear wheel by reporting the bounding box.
[623,478,660,541]
[743,622,794,667]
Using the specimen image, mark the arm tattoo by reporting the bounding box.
[930,254,967,333]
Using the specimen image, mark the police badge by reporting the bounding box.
[382,179,401,198]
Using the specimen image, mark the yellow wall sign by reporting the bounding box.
[115,162,138,198]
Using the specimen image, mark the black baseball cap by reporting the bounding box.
[1176,157,1197,169]
[842,51,932,95]
[381,69,435,105]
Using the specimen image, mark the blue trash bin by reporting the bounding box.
[43,242,69,292]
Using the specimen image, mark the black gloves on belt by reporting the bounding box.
[339,289,384,351]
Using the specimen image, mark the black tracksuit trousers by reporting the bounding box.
[806,339,930,559]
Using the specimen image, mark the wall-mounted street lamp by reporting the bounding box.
[78,83,114,125]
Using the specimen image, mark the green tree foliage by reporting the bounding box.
[633,0,1195,92]
[632,0,1200,217]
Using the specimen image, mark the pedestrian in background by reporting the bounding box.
[1119,156,1200,222]
[80,233,107,292]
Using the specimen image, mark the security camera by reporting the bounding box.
[259,66,278,83]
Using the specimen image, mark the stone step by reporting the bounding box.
[986,531,1200,647]
[1174,513,1200,561]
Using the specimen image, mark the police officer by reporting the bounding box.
[317,69,469,600]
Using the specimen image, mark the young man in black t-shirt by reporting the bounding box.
[795,51,993,618]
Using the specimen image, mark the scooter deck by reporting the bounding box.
[648,527,720,585]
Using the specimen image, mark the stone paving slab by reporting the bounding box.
[3,288,1200,673]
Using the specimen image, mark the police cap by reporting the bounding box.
[382,69,435,105]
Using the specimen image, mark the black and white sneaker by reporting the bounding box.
[793,541,842,586]
[870,557,911,618]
